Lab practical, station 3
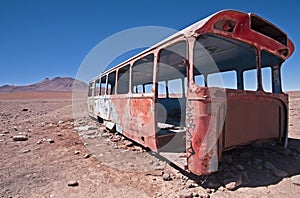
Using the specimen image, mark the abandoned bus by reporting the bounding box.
[87,10,294,175]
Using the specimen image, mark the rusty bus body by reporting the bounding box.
[87,10,294,175]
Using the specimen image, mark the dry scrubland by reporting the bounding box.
[0,91,300,197]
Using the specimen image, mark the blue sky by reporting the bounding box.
[0,0,299,91]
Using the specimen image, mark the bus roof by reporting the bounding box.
[93,9,294,80]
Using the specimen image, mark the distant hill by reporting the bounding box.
[0,77,88,93]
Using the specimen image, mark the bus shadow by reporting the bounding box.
[162,138,300,190]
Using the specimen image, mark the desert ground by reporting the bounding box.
[1,91,300,197]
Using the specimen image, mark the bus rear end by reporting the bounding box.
[186,10,294,175]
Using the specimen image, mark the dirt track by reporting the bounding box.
[1,92,300,197]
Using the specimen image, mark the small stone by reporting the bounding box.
[67,180,79,187]
[235,164,244,171]
[253,158,263,166]
[13,126,18,131]
[224,176,242,191]
[223,171,235,179]
[83,142,88,146]
[240,171,249,181]
[74,150,80,155]
[12,135,28,141]
[36,140,42,144]
[178,190,193,198]
[58,120,64,124]
[128,163,135,167]
[205,188,212,194]
[22,149,31,153]
[47,139,54,143]
[22,108,29,112]
[223,155,233,164]
[208,180,220,189]
[219,186,226,191]
[83,154,90,158]
[276,148,292,156]
[0,134,5,137]
[291,175,300,186]
[111,136,121,142]
[186,180,195,188]
[101,133,110,138]
[240,152,251,159]
[271,169,288,177]
[162,172,172,181]
[88,126,98,130]
[296,147,300,154]
[264,161,276,170]
[252,142,262,148]
[123,140,134,147]
[2,131,9,134]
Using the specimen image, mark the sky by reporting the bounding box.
[0,0,299,91]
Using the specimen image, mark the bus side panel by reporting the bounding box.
[94,96,110,120]
[88,97,95,118]
[224,96,285,149]
[110,96,158,151]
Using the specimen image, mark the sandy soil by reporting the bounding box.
[1,91,300,197]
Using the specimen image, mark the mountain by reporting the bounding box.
[0,77,88,93]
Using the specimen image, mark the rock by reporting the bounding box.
[186,180,196,188]
[47,139,54,143]
[22,149,31,153]
[276,148,292,156]
[83,154,90,158]
[263,161,276,170]
[240,152,251,159]
[292,152,300,160]
[178,190,193,198]
[128,163,135,167]
[36,140,43,144]
[0,134,5,137]
[58,120,64,124]
[102,133,110,138]
[12,135,28,141]
[88,126,98,130]
[86,131,96,136]
[67,180,79,187]
[208,180,220,189]
[291,175,300,186]
[224,176,242,191]
[240,171,249,181]
[13,126,18,131]
[2,131,9,134]
[253,158,262,166]
[22,108,29,112]
[56,133,62,137]
[224,171,235,179]
[271,169,288,177]
[252,142,263,148]
[74,150,80,155]
[235,164,244,171]
[219,186,226,191]
[162,172,172,181]
[123,140,134,147]
[296,147,300,154]
[111,136,121,142]
[223,155,233,164]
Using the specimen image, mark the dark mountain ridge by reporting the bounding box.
[0,77,87,93]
